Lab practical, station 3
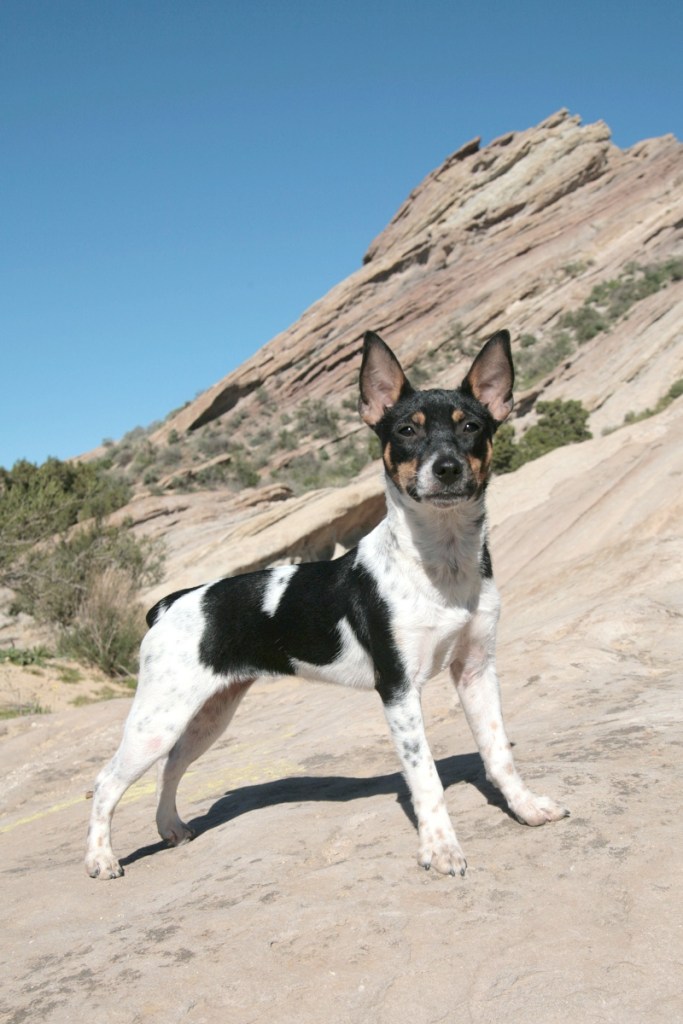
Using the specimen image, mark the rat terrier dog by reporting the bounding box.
[85,329,568,879]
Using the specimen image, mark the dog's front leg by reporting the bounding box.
[382,686,467,876]
[451,648,569,827]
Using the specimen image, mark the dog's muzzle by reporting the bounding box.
[414,452,475,506]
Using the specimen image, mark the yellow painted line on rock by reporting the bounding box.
[0,795,86,834]
[0,758,302,834]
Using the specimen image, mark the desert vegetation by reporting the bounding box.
[515,258,683,388]
[3,257,679,684]
[85,257,681,503]
[0,458,164,677]
[492,400,592,474]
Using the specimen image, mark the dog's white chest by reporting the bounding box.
[392,599,472,684]
[357,522,479,687]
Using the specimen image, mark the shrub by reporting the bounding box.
[277,451,326,492]
[514,258,683,390]
[59,566,146,677]
[409,363,430,386]
[13,521,164,628]
[493,400,592,474]
[275,436,372,494]
[516,400,592,462]
[295,399,340,439]
[491,424,518,474]
[562,259,593,278]
[0,458,130,545]
[622,376,683,425]
[569,259,683,343]
[0,456,164,676]
[516,331,573,389]
[558,304,607,343]
[231,453,260,488]
[278,428,298,450]
[0,646,53,667]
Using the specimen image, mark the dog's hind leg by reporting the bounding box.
[85,704,195,880]
[156,680,253,846]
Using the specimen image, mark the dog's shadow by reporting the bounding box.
[120,752,512,868]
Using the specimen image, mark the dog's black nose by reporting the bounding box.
[432,456,462,485]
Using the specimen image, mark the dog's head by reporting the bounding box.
[359,330,514,507]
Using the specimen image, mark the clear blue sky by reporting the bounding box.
[2,0,681,469]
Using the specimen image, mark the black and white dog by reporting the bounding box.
[85,330,568,879]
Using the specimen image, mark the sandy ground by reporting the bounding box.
[0,658,133,720]
[1,634,680,1024]
[2,406,682,1024]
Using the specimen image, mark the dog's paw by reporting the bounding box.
[513,792,570,827]
[85,853,124,880]
[418,836,467,877]
[158,819,195,847]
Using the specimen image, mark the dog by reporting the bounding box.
[85,329,568,880]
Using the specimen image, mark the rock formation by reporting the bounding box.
[153,109,683,446]
[2,111,682,1022]
[127,108,683,600]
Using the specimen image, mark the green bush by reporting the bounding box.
[514,258,683,390]
[568,259,683,343]
[0,645,53,667]
[0,456,164,676]
[12,520,164,626]
[516,331,573,389]
[490,424,518,474]
[0,457,130,548]
[276,436,372,494]
[519,333,538,349]
[295,399,340,439]
[493,400,592,475]
[517,400,592,461]
[558,304,608,343]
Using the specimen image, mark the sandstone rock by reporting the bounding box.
[150,109,682,457]
[8,111,683,653]
[2,387,681,1024]
[4,112,683,1021]
[66,111,682,622]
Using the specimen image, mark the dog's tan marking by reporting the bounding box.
[394,457,418,492]
[451,409,465,423]
[467,440,493,490]
[411,411,426,426]
[467,454,484,484]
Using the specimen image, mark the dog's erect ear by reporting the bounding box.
[359,331,413,427]
[461,330,514,423]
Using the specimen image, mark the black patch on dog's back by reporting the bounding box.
[199,571,293,676]
[146,586,202,628]
[196,551,408,701]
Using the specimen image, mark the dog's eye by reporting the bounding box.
[398,424,416,437]
[463,421,481,434]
